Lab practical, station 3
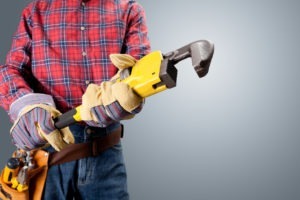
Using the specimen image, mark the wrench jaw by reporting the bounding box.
[190,40,214,78]
[160,40,214,88]
[194,58,212,78]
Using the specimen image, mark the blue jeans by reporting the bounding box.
[42,123,129,200]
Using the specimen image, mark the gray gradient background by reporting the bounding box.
[1,1,300,200]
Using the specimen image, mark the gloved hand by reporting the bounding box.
[10,95,74,151]
[80,54,144,127]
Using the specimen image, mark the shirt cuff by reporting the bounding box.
[9,93,55,121]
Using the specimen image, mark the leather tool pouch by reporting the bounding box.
[0,125,122,200]
[0,149,49,200]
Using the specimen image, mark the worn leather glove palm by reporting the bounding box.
[10,104,74,151]
[80,54,144,127]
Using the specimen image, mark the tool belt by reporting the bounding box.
[0,126,123,200]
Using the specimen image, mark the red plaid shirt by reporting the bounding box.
[0,0,150,113]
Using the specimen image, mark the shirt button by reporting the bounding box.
[85,80,90,85]
[80,26,85,31]
[82,51,87,56]
[81,2,85,6]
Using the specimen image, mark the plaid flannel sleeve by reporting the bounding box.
[122,1,151,59]
[0,4,34,112]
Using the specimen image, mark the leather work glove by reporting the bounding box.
[9,94,74,151]
[80,54,144,127]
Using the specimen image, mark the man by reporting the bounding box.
[0,0,150,199]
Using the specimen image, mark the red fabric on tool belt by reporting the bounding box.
[48,126,122,166]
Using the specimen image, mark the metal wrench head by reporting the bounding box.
[190,40,214,78]
[164,40,214,79]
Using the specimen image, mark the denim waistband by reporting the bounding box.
[69,122,121,143]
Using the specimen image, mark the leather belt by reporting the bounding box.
[48,126,123,166]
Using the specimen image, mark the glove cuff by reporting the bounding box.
[9,93,55,121]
